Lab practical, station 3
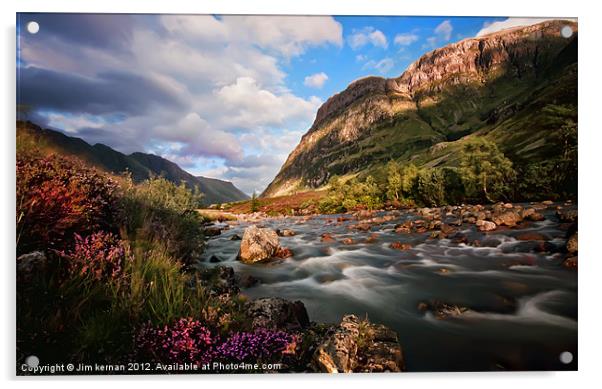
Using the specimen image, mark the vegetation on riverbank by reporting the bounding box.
[314,131,577,214]
[16,143,294,370]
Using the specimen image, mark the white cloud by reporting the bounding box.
[434,20,453,41]
[362,58,395,75]
[214,77,322,130]
[154,113,244,161]
[44,112,106,133]
[18,15,344,194]
[304,72,329,89]
[160,15,343,58]
[423,20,454,49]
[476,17,577,37]
[394,33,419,46]
[347,27,388,50]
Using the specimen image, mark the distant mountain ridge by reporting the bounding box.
[263,20,578,197]
[17,121,249,205]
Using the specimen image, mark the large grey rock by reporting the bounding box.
[245,297,309,330]
[313,314,404,373]
[238,225,280,263]
[17,251,47,282]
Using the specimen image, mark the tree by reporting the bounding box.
[441,167,465,205]
[460,138,516,202]
[250,191,259,213]
[386,161,402,201]
[400,163,419,198]
[414,169,446,206]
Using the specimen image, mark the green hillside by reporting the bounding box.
[16,121,249,205]
[263,20,577,199]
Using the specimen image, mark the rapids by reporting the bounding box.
[198,205,577,371]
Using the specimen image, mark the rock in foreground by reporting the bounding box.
[245,297,310,330]
[238,225,281,263]
[313,314,404,373]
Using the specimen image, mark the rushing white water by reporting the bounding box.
[199,206,577,371]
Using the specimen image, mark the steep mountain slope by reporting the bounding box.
[263,20,577,197]
[17,122,249,205]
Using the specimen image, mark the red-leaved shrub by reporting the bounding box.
[17,153,120,254]
[61,231,131,282]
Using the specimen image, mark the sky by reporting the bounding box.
[16,14,568,195]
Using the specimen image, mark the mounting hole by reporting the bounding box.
[26,21,39,34]
[560,25,573,38]
[559,351,573,364]
[25,355,39,368]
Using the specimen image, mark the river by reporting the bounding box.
[198,205,577,372]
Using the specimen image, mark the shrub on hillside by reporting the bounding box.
[16,153,119,255]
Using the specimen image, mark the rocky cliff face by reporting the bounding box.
[263,20,577,197]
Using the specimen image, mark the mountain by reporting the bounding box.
[263,20,577,198]
[17,121,249,205]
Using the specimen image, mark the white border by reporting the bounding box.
[2,1,600,388]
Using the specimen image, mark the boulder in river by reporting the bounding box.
[563,256,578,269]
[527,212,545,221]
[390,242,412,250]
[321,233,336,243]
[245,297,309,330]
[277,228,296,237]
[566,232,578,254]
[312,314,404,373]
[492,210,522,227]
[275,246,294,258]
[365,233,379,244]
[556,209,578,223]
[204,226,223,237]
[418,301,472,320]
[238,225,281,263]
[476,220,497,231]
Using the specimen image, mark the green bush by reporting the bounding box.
[459,138,516,202]
[318,175,384,213]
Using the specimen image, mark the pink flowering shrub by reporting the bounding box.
[217,329,293,363]
[61,231,131,282]
[134,318,215,364]
[133,318,294,366]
